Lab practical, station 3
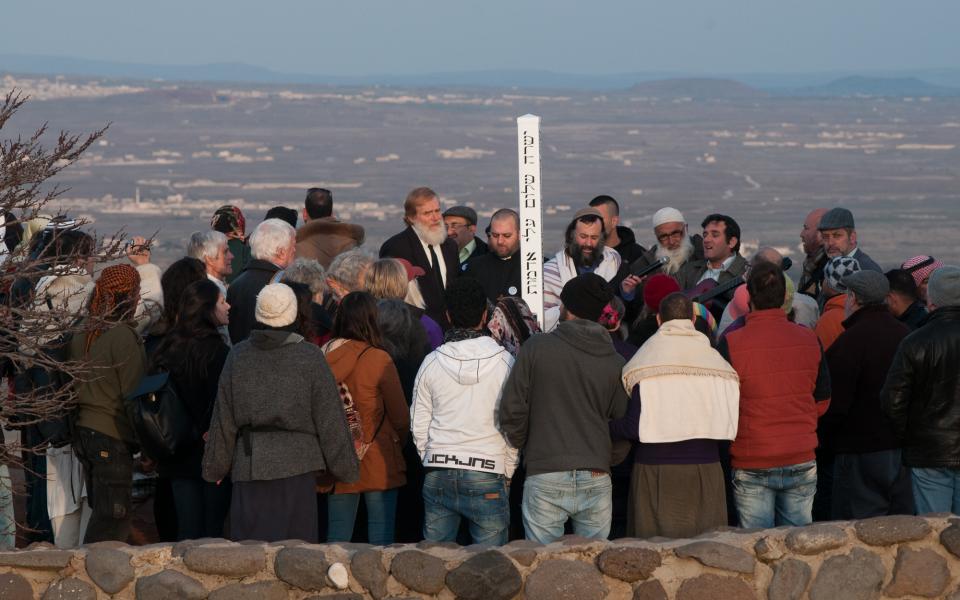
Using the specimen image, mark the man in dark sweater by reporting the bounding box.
[499,273,629,543]
[462,209,521,303]
[885,269,928,330]
[823,270,913,519]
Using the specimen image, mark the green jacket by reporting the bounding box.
[69,322,146,444]
[226,237,252,285]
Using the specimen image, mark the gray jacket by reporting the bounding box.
[499,319,629,475]
[202,330,359,483]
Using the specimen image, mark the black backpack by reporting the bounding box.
[11,310,79,448]
[126,371,200,461]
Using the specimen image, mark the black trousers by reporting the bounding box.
[73,427,134,543]
[832,449,914,520]
[171,478,232,541]
[230,472,317,543]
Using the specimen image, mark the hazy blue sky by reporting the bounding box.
[3,1,957,75]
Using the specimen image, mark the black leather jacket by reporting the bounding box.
[881,306,960,467]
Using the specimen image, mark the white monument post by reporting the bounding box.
[516,114,544,327]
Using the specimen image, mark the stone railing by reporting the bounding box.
[2,515,960,599]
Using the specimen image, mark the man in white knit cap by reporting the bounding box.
[627,207,702,281]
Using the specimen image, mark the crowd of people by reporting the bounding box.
[2,185,958,548]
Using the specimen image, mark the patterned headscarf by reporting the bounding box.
[211,205,246,240]
[901,255,943,288]
[488,296,541,357]
[85,264,140,354]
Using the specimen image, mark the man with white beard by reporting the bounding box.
[627,207,702,281]
[380,186,460,328]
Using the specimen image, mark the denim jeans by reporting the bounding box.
[911,467,960,515]
[732,460,816,529]
[327,489,399,546]
[522,470,612,544]
[422,469,509,546]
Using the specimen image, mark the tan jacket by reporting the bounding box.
[295,217,365,269]
[324,339,408,493]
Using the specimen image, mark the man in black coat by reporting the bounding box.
[823,270,913,519]
[462,208,522,303]
[226,218,297,344]
[589,195,645,266]
[882,266,960,514]
[380,187,459,328]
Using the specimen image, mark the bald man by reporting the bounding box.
[798,208,828,298]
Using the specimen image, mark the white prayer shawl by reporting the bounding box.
[622,319,740,443]
[543,246,620,310]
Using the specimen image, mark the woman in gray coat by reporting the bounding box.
[203,283,358,542]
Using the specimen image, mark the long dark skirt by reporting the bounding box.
[230,472,317,542]
[628,462,727,539]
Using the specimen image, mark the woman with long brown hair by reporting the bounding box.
[323,291,408,545]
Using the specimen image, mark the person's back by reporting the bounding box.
[882,266,960,514]
[719,263,830,529]
[499,273,628,543]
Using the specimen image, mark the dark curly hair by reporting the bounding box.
[444,277,488,328]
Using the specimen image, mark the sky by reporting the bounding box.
[2,0,958,76]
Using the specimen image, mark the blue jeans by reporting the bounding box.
[911,467,960,515]
[422,469,509,545]
[732,460,816,529]
[522,470,612,544]
[327,489,398,546]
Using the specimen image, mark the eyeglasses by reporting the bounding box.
[446,222,471,231]
[656,229,685,243]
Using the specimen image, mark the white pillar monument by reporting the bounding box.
[516,114,544,327]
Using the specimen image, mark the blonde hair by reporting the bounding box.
[364,258,408,300]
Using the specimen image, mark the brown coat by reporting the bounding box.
[295,217,365,269]
[325,339,408,493]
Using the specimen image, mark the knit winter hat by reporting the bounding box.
[255,283,298,327]
[843,270,889,305]
[652,207,685,228]
[824,256,861,293]
[928,266,960,308]
[643,274,681,312]
[560,272,613,322]
[901,255,944,288]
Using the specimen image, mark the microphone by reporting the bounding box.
[630,256,670,277]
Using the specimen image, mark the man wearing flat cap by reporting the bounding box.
[883,266,960,514]
[822,270,913,519]
[443,206,487,265]
[499,273,629,543]
[818,207,882,274]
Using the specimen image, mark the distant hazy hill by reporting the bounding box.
[791,76,960,97]
[627,78,767,99]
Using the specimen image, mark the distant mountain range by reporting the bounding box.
[2,53,959,97]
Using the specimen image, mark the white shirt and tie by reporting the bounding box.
[417,237,448,288]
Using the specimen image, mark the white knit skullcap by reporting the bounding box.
[255,283,298,328]
[652,207,685,228]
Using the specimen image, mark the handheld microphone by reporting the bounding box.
[630,255,670,277]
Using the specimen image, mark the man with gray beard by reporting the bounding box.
[380,186,460,328]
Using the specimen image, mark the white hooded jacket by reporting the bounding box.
[411,336,519,477]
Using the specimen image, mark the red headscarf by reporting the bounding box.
[85,264,140,353]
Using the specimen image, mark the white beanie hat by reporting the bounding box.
[255,283,298,328]
[652,207,685,228]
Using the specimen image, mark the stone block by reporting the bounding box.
[209,581,288,600]
[753,537,784,563]
[446,550,522,600]
[784,524,847,555]
[1,572,36,600]
[853,515,930,546]
[596,547,661,582]
[940,523,960,558]
[883,546,949,598]
[42,577,97,600]
[0,550,73,570]
[182,544,265,577]
[135,569,207,600]
[674,541,756,574]
[509,548,538,567]
[633,579,668,600]
[170,538,229,558]
[389,550,447,595]
[85,547,134,594]
[524,559,607,600]
[767,559,811,600]
[676,574,756,600]
[808,547,884,600]
[351,548,388,600]
[274,546,330,591]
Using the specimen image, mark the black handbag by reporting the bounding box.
[127,372,200,461]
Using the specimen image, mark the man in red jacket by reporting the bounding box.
[718,262,831,529]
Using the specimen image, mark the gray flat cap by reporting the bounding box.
[818,207,855,230]
[843,270,889,305]
[929,265,960,308]
[443,206,478,226]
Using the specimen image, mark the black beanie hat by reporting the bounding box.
[560,273,613,322]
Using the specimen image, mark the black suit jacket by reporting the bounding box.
[379,227,459,327]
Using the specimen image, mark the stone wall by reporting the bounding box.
[2,515,960,599]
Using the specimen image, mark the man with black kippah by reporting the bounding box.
[499,273,629,543]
